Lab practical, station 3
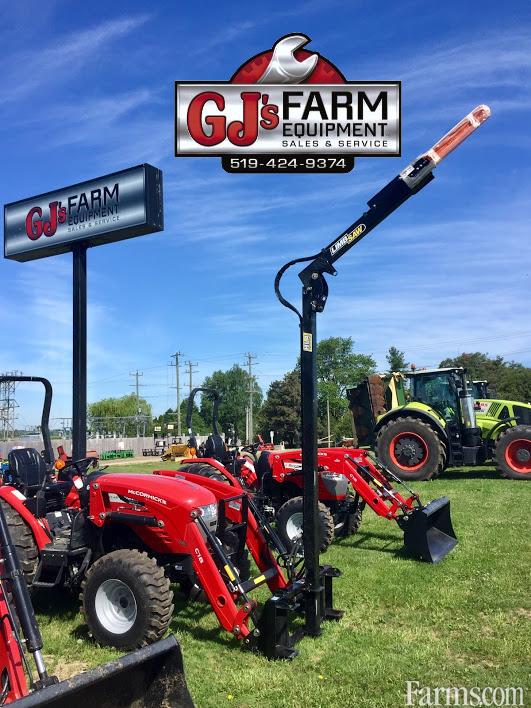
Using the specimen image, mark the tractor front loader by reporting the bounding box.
[0,488,193,707]
[348,368,531,480]
[0,375,337,660]
[173,444,457,564]
[258,447,457,563]
[174,388,456,562]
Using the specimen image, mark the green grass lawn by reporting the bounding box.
[34,462,530,707]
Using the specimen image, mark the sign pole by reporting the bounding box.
[5,163,164,461]
[72,243,87,459]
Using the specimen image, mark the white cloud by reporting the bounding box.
[1,15,150,104]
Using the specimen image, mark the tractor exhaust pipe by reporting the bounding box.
[399,497,457,563]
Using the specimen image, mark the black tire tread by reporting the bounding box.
[346,497,363,535]
[0,500,39,585]
[494,424,531,480]
[276,497,335,553]
[376,415,446,481]
[80,549,173,648]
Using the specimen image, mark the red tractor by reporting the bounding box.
[0,485,193,706]
[175,389,457,563]
[0,377,339,660]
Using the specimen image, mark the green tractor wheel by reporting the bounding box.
[376,416,446,481]
[494,425,531,480]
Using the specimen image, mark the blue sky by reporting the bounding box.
[1,0,530,426]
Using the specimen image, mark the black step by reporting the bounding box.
[32,546,89,587]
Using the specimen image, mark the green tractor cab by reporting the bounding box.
[347,368,531,481]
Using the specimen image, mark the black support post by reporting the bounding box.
[300,287,321,635]
[72,244,87,460]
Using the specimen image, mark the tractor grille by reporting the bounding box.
[488,402,501,417]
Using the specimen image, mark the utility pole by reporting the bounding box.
[326,397,331,447]
[244,353,257,444]
[186,361,198,394]
[130,370,143,437]
[170,352,182,437]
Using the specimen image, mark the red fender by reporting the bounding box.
[0,487,51,550]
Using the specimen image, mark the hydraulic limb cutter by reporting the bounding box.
[274,106,491,636]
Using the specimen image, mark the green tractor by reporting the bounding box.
[347,367,531,481]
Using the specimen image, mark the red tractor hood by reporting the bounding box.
[94,473,216,512]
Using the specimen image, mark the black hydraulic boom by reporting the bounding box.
[275,105,491,637]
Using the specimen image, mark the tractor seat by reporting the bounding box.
[203,434,226,462]
[8,448,49,496]
[7,448,72,501]
[255,451,272,482]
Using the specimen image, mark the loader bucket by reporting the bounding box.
[401,497,457,563]
[15,635,194,708]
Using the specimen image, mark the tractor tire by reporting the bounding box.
[223,529,251,582]
[494,425,531,480]
[81,549,173,650]
[276,497,335,553]
[179,462,228,484]
[0,500,39,586]
[376,416,445,481]
[346,496,363,536]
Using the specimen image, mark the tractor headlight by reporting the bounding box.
[198,503,218,534]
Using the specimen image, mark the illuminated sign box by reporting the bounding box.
[4,164,163,262]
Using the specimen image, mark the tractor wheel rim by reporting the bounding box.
[285,512,304,540]
[390,431,429,471]
[95,578,137,634]
[505,439,531,474]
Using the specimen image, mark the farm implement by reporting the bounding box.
[349,367,531,480]
[0,485,193,706]
[0,375,339,660]
[172,387,457,563]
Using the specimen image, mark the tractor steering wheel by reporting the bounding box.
[56,456,98,484]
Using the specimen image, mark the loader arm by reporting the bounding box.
[269,448,417,520]
[155,468,290,592]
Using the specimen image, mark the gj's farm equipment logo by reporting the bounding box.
[24,184,119,240]
[175,34,401,173]
[4,165,163,262]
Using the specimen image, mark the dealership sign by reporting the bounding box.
[4,164,163,262]
[175,34,401,172]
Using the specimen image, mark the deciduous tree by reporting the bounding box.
[201,365,262,439]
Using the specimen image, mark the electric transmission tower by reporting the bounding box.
[0,371,21,441]
[186,361,198,393]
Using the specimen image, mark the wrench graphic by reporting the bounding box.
[257,35,318,84]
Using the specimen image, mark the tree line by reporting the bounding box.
[87,340,531,440]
